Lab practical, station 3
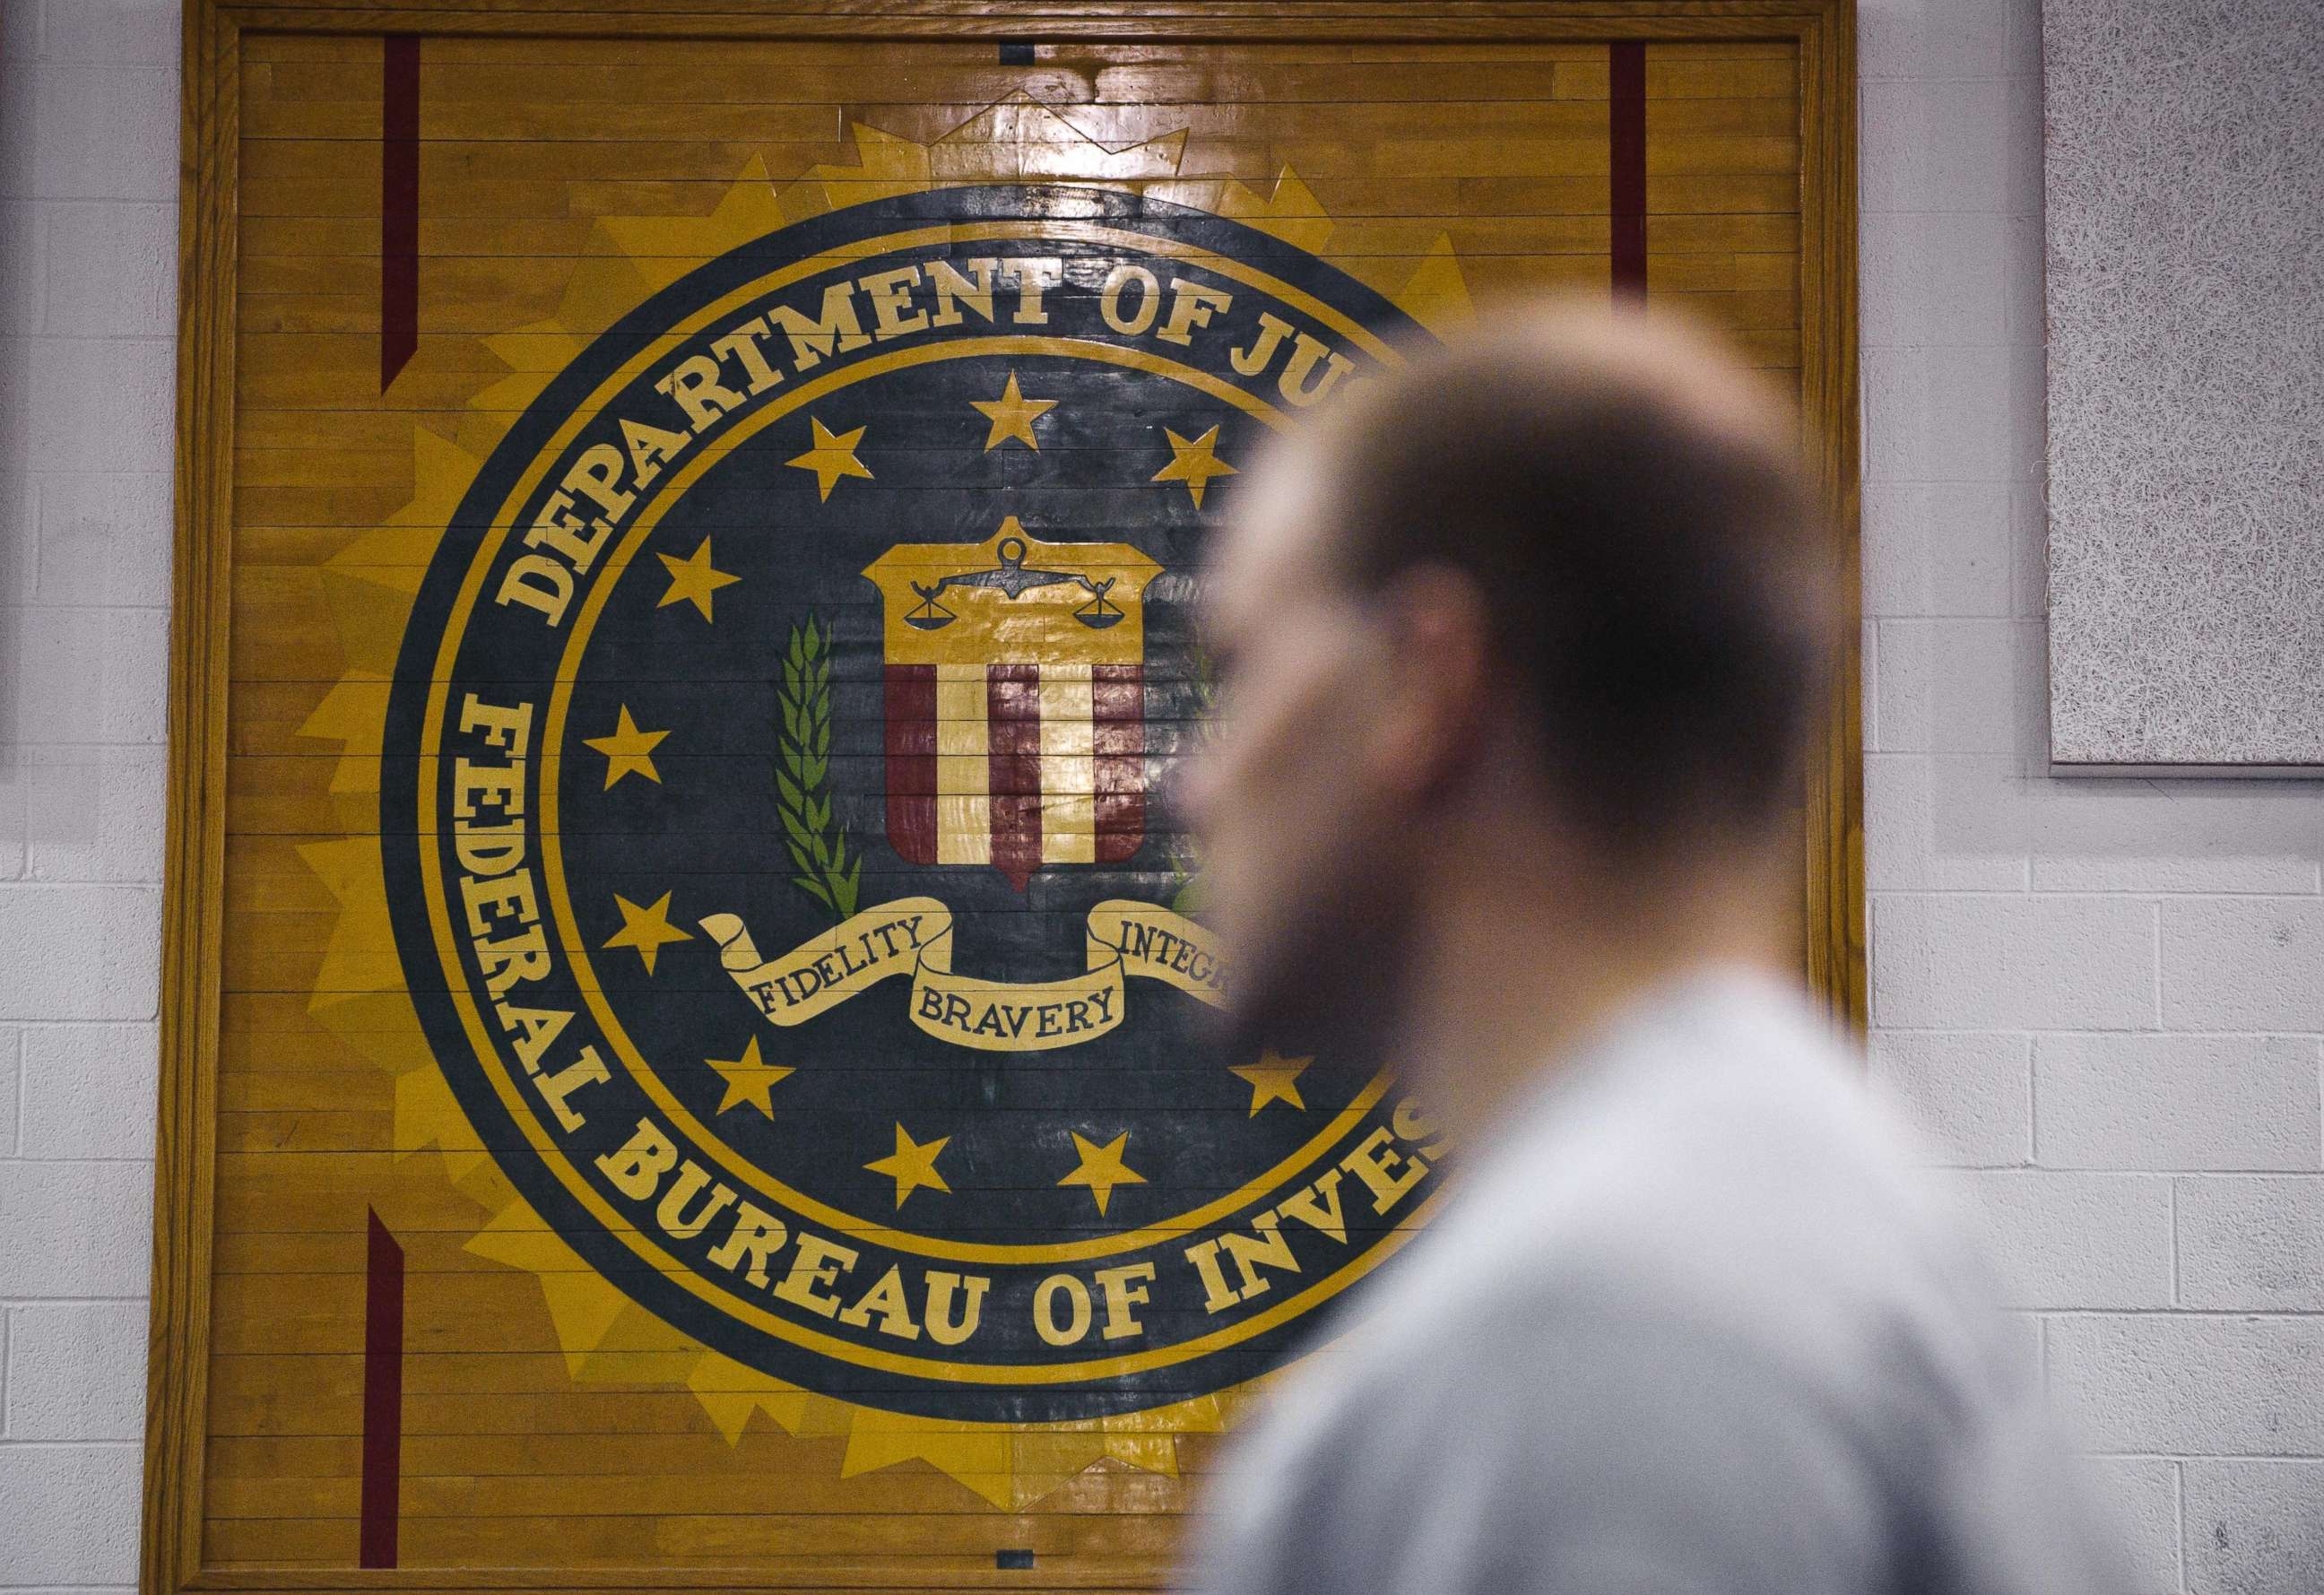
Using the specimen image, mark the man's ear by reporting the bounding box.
[1366,565,1496,808]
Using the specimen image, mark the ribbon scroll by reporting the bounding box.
[698,899,1226,1053]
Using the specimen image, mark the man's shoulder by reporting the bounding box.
[1336,986,2016,1440]
[1190,974,2112,1595]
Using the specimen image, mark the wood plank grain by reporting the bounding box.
[163,8,1854,1592]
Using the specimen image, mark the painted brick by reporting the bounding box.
[25,746,168,883]
[0,31,36,201]
[0,1023,18,1153]
[2036,1034,2322,1172]
[1863,343,2047,485]
[1901,752,2309,895]
[1866,1028,2031,1165]
[1873,618,2044,754]
[1856,0,2035,79]
[0,200,42,337]
[1860,74,2044,216]
[2035,851,2321,897]
[42,201,174,337]
[1861,480,2016,618]
[1860,211,2017,352]
[2002,1308,2042,1387]
[2163,897,2324,1032]
[2007,478,2046,619]
[0,1442,141,1583]
[0,750,23,881]
[19,1023,157,1160]
[0,605,169,746]
[1871,893,2157,1030]
[2026,776,2322,896]
[39,0,182,66]
[2080,1456,2181,1595]
[1860,613,1880,748]
[1929,1169,2172,1308]
[2178,1177,2324,1312]
[3,64,178,201]
[0,0,39,67]
[0,335,176,478]
[2182,1460,2324,1595]
[4,1299,147,1439]
[1864,754,2030,891]
[34,468,173,607]
[0,470,37,609]
[0,1157,152,1300]
[0,884,160,1021]
[1999,212,2045,343]
[2048,1315,2324,1455]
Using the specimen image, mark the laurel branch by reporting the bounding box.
[776,613,862,921]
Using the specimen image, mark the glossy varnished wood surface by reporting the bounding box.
[149,4,1859,1591]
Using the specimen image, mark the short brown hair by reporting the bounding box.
[1314,305,1829,851]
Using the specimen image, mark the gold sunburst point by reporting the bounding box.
[688,1354,819,1444]
[1393,230,1479,334]
[1212,165,1334,253]
[785,123,934,222]
[603,152,786,292]
[393,1066,498,1191]
[294,837,404,1007]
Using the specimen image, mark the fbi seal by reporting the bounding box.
[382,186,1445,1421]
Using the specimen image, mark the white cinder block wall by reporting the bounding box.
[2,0,178,1588]
[0,0,2318,1590]
[1860,3,2324,1593]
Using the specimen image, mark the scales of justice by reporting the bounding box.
[860,516,1163,673]
[902,533,1127,631]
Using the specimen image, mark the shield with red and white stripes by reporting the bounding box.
[864,521,1162,890]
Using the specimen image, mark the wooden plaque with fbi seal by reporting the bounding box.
[148,4,1860,1591]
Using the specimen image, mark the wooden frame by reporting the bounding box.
[148,4,1859,1591]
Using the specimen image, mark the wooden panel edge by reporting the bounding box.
[220,2,1844,41]
[1791,0,1865,1038]
[145,4,242,1593]
[185,1565,1176,1593]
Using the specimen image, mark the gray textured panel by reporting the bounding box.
[2043,0,2324,766]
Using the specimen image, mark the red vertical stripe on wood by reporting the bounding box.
[1092,663,1145,863]
[380,35,420,390]
[987,664,1042,890]
[883,664,938,864]
[359,1209,405,1569]
[1609,41,1647,301]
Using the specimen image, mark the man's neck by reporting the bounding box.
[1395,826,1794,1141]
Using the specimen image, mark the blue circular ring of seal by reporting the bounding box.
[381,185,1443,1421]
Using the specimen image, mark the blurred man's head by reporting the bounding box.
[1184,303,1830,1082]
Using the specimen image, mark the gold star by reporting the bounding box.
[1152,423,1237,510]
[706,1036,793,1118]
[583,706,668,789]
[971,370,1058,451]
[655,536,739,621]
[864,1123,952,1208]
[786,415,873,502]
[603,890,690,975]
[1057,1131,1145,1218]
[1230,1047,1313,1116]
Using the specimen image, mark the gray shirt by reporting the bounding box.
[1184,965,2120,1595]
